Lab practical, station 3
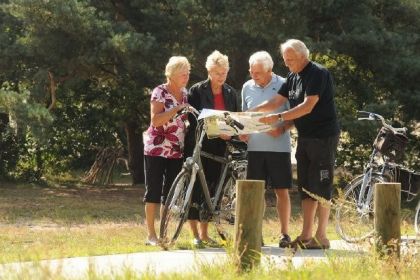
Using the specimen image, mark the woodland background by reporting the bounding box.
[0,0,419,185]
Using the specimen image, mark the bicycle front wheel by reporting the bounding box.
[215,162,247,242]
[159,170,193,248]
[335,174,385,243]
[415,200,420,235]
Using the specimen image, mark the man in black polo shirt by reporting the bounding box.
[255,39,340,249]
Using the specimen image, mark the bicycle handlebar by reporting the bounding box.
[357,111,407,134]
[223,112,244,130]
[173,105,199,119]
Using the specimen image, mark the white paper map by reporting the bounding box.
[197,109,273,137]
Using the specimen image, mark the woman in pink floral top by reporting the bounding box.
[143,56,190,246]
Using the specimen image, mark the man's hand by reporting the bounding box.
[259,114,279,125]
[266,126,283,137]
[238,134,249,143]
[219,134,231,140]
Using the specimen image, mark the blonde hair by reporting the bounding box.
[280,39,310,59]
[249,51,274,71]
[205,50,229,71]
[165,56,191,80]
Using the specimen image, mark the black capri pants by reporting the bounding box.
[143,155,183,204]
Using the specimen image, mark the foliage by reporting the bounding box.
[0,0,419,181]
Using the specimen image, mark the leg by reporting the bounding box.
[274,188,291,235]
[143,155,165,244]
[300,198,317,240]
[315,203,330,242]
[188,220,200,239]
[268,152,292,236]
[199,222,210,241]
[145,202,159,240]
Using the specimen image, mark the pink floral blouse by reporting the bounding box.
[144,84,188,159]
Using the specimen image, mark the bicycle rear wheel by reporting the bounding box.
[159,170,193,248]
[415,200,420,235]
[335,174,385,242]
[215,161,247,242]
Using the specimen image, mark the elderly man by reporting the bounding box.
[241,51,293,248]
[256,40,340,249]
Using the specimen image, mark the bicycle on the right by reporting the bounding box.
[335,111,419,243]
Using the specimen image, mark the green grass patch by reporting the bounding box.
[0,181,418,267]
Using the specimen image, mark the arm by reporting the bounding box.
[260,95,319,124]
[266,120,294,137]
[150,101,187,127]
[281,95,319,120]
[249,94,288,112]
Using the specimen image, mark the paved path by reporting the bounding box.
[1,238,416,279]
[0,240,365,278]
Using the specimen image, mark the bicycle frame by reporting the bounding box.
[356,149,387,212]
[182,121,235,217]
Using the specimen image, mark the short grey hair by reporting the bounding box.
[280,39,310,59]
[205,50,229,71]
[248,51,273,71]
[165,56,191,80]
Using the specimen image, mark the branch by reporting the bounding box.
[47,71,57,111]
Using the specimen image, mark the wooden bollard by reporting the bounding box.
[374,182,401,257]
[234,180,265,271]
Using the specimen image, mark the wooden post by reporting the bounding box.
[374,182,401,257]
[234,180,265,271]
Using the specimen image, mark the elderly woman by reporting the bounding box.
[185,50,238,246]
[143,56,190,246]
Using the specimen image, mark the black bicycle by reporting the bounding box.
[335,111,419,242]
[159,108,247,248]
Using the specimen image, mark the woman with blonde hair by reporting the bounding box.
[185,50,239,246]
[143,56,190,246]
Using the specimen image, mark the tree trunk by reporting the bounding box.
[124,120,144,185]
[0,113,9,132]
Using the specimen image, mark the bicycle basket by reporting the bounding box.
[373,127,408,162]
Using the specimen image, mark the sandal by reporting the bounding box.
[289,236,311,249]
[304,238,330,250]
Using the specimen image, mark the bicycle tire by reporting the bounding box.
[415,200,420,235]
[159,170,193,248]
[215,162,247,242]
[335,174,385,243]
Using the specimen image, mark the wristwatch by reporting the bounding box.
[277,113,283,122]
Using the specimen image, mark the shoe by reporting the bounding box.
[289,236,311,249]
[305,238,330,250]
[202,238,221,248]
[279,234,292,248]
[192,238,204,248]
[145,238,159,246]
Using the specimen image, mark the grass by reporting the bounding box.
[0,180,419,279]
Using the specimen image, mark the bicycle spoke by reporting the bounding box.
[335,175,383,242]
[214,160,247,243]
[160,171,192,248]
